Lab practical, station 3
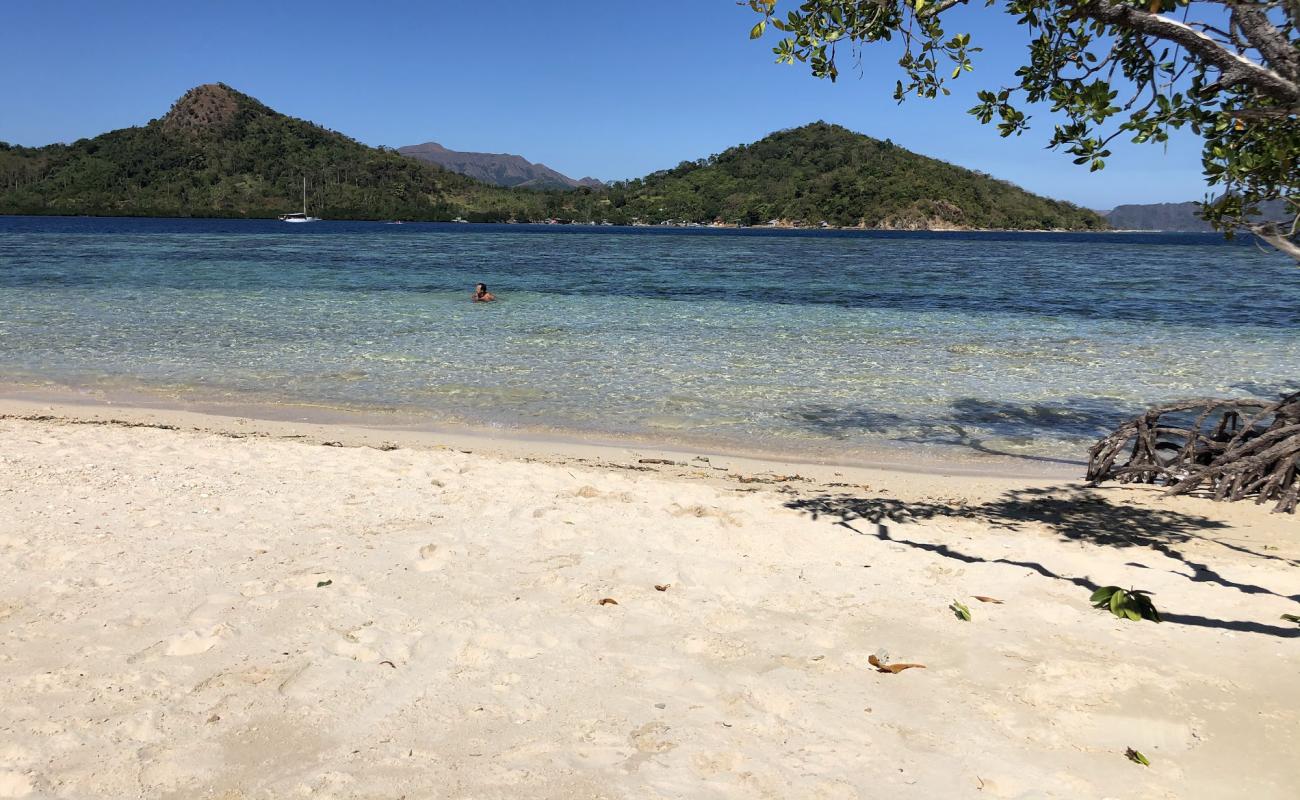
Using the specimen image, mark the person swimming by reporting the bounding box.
[472,283,496,302]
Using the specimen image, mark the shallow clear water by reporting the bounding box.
[1,216,1296,464]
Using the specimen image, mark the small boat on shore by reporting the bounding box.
[279,177,319,223]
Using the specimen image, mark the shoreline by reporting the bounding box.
[0,382,1083,483]
[1,211,1141,234]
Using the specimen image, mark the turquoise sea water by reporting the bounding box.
[1,216,1296,464]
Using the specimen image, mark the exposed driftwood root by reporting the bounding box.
[1087,392,1300,514]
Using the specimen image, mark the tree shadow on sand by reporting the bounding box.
[788,396,1141,467]
[785,485,1300,638]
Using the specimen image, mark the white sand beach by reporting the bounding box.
[1,401,1298,799]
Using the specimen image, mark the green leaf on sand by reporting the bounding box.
[1091,585,1160,622]
[1125,747,1150,766]
[950,600,972,621]
[317,579,332,588]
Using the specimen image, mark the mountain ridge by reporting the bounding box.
[1106,200,1288,231]
[398,141,603,190]
[0,83,1102,230]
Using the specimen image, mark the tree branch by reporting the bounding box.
[1082,0,1300,105]
[1285,0,1300,34]
[1251,222,1300,260]
[917,0,970,18]
[1230,3,1300,81]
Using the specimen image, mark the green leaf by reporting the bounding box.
[1092,585,1160,622]
[1281,614,1300,624]
[1126,748,1150,766]
[317,579,332,588]
[1089,587,1116,605]
[950,600,972,621]
[750,20,766,39]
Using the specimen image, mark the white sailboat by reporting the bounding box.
[279,177,320,223]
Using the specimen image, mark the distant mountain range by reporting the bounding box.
[1106,200,1289,231]
[398,141,603,190]
[0,82,1101,229]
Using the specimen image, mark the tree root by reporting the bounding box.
[1087,392,1300,514]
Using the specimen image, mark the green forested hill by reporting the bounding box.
[0,84,529,221]
[0,86,1104,229]
[596,122,1104,229]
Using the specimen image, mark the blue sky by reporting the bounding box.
[1,0,1207,208]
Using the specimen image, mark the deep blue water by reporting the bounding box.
[1,216,1296,463]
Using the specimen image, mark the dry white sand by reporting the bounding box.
[1,404,1298,799]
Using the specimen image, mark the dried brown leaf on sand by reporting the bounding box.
[598,597,619,606]
[868,654,926,674]
[654,584,670,592]
[973,596,1004,604]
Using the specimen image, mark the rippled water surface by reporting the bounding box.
[2,216,1296,463]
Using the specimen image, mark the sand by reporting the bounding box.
[1,401,1297,799]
